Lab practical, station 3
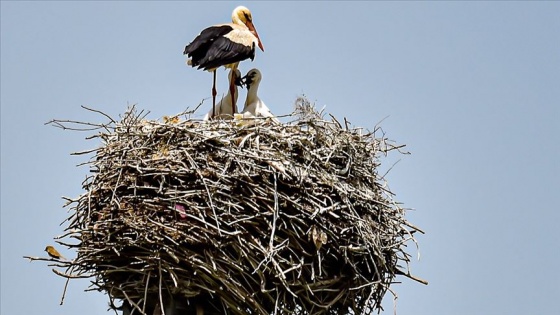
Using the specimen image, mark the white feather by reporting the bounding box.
[240,69,280,123]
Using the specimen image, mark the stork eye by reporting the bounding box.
[243,12,251,21]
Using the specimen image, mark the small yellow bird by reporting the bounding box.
[44,245,65,260]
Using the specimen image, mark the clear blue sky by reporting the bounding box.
[1,1,559,314]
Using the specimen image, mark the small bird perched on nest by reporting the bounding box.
[45,245,65,260]
[237,68,280,123]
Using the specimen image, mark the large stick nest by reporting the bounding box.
[46,98,424,314]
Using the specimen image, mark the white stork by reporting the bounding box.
[184,6,264,118]
[202,69,242,120]
[238,68,280,123]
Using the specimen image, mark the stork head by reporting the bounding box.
[240,68,262,89]
[232,6,264,52]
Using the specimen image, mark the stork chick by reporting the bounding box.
[238,68,279,123]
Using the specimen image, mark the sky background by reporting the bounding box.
[1,1,559,314]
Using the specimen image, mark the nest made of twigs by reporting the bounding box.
[43,97,424,314]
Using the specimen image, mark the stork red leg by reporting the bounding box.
[230,70,237,115]
[212,70,217,119]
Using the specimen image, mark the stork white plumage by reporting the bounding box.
[239,68,280,123]
[202,69,242,120]
[184,6,264,118]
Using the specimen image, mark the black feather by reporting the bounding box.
[184,25,255,71]
[184,25,232,55]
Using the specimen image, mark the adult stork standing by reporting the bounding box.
[239,68,280,123]
[184,6,264,117]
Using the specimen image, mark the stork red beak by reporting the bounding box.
[246,20,264,51]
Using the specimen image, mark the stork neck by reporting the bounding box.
[246,84,259,105]
[226,86,238,102]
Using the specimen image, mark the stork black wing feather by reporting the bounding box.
[184,25,255,70]
[194,36,255,70]
[184,25,233,59]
